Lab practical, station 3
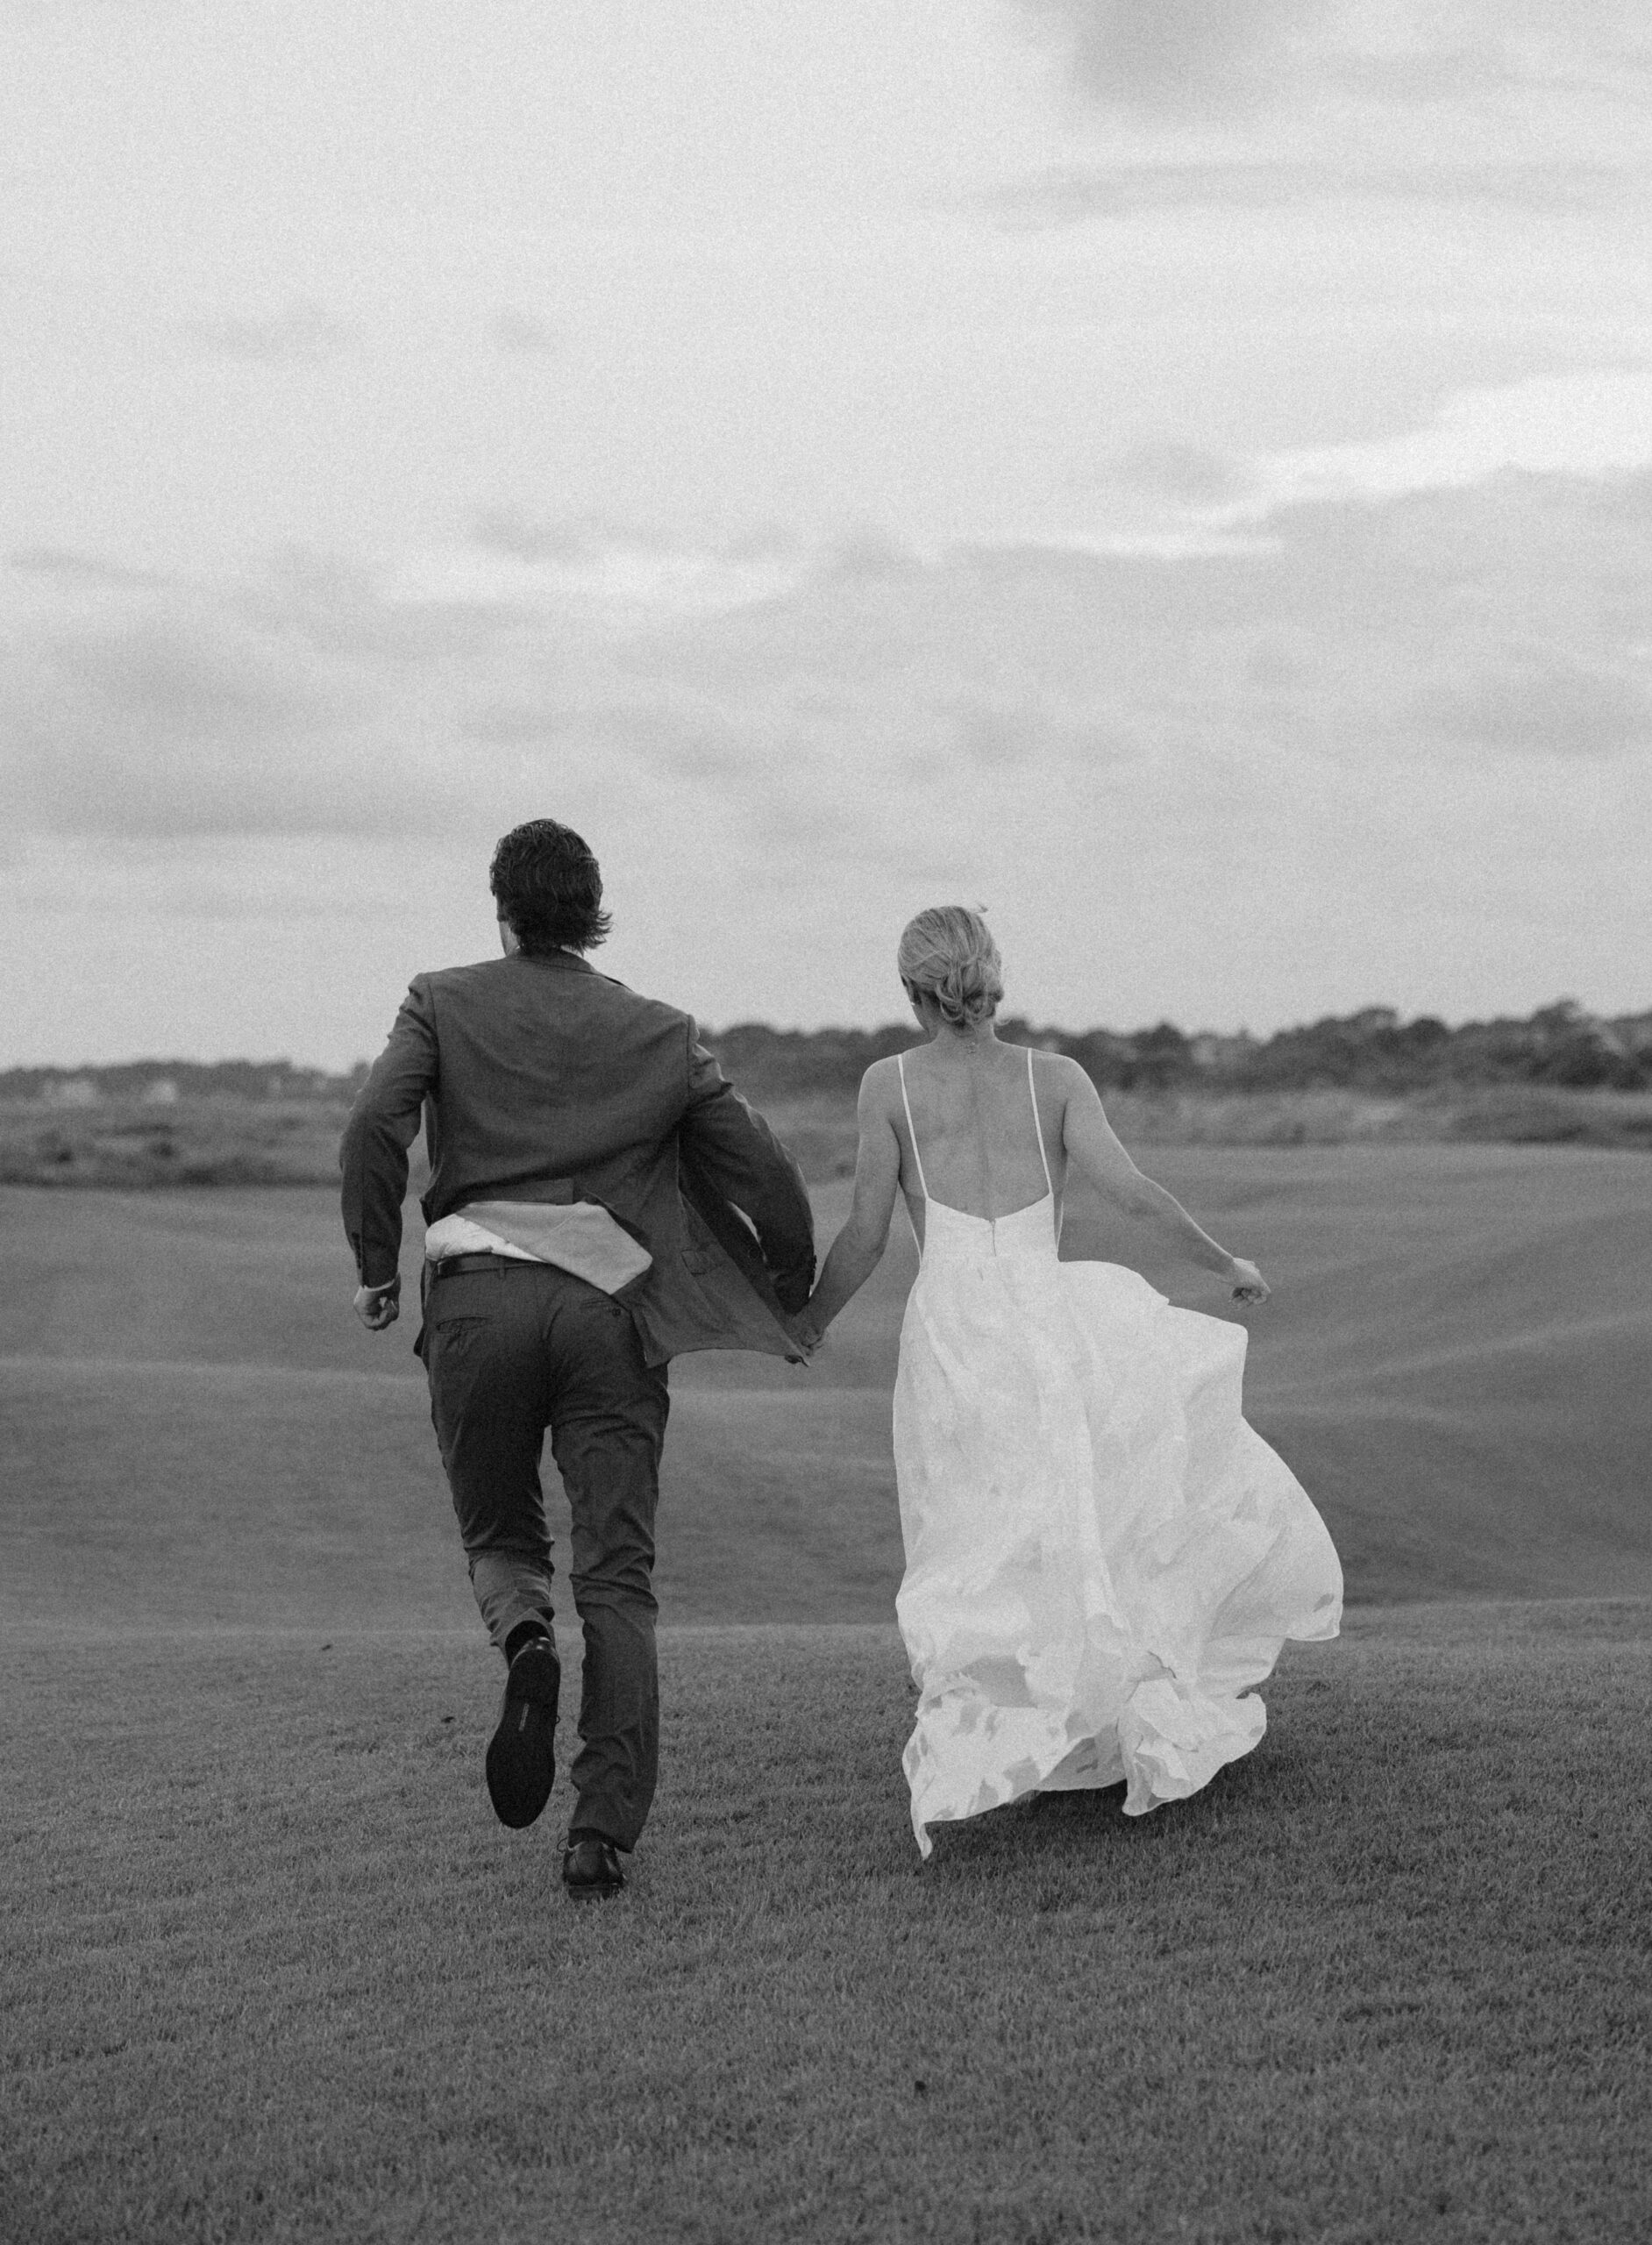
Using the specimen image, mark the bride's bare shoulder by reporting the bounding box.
[1029,1047,1097,1108]
[858,1053,908,1115]
[1026,1045,1085,1084]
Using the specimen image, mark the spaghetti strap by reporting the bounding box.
[897,1051,930,1202]
[1027,1046,1054,1200]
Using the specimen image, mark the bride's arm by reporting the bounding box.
[793,1067,903,1347]
[1059,1062,1268,1301]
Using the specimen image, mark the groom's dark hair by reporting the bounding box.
[489,820,612,955]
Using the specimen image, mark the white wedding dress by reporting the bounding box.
[893,1050,1343,1857]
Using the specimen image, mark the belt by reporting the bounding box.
[427,1251,544,1283]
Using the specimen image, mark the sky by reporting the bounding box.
[4,0,1650,1065]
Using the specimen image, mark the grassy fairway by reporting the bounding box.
[4,1159,1650,2240]
[5,1145,1652,1625]
[4,1604,1648,2245]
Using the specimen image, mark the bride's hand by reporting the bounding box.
[789,1312,824,1360]
[1228,1258,1269,1306]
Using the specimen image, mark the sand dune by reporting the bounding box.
[3,1143,1648,1626]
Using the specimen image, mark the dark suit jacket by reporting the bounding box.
[340,951,815,1366]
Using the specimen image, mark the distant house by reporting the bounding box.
[42,1076,100,1108]
[142,1078,182,1105]
[1189,1032,1259,1073]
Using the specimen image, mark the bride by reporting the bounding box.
[794,906,1342,1857]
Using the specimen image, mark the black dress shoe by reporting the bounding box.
[485,1637,560,1828]
[562,1833,626,1901]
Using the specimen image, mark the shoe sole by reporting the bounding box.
[563,1872,625,1904]
[562,1837,626,1902]
[485,1642,560,1828]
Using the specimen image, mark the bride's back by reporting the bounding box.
[894,1036,1062,1223]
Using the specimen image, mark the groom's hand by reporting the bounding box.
[353,1277,402,1331]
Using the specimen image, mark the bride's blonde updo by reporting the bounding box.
[897,905,1004,1030]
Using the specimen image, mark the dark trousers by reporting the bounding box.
[422,1260,670,1851]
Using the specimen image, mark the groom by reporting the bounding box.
[341,820,815,1899]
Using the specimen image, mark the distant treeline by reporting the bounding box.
[0,1059,371,1108]
[711,1000,1652,1101]
[7,1000,1648,1108]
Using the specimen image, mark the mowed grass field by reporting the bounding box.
[4,1143,1650,1632]
[4,1150,1650,2241]
[4,1611,1649,2244]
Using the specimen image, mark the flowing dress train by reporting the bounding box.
[892,1049,1343,1857]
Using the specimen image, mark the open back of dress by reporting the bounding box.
[890,1049,1343,1857]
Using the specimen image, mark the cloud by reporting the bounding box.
[4,474,1648,1048]
[1413,661,1652,759]
[807,528,928,585]
[67,623,331,742]
[459,700,765,784]
[953,702,1038,768]
[0,556,529,842]
[194,300,346,365]
[1017,0,1325,118]
[9,546,167,589]
[1240,372,1652,510]
[987,160,1644,227]
[470,510,605,566]
[489,310,559,355]
[5,614,379,837]
[1013,0,1652,119]
[1104,443,1249,507]
[1593,467,1652,523]
[949,700,1132,771]
[401,512,798,614]
[459,704,576,749]
[3,470,1648,876]
[1327,46,1525,104]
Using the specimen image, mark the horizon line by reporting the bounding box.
[4,994,1647,1080]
